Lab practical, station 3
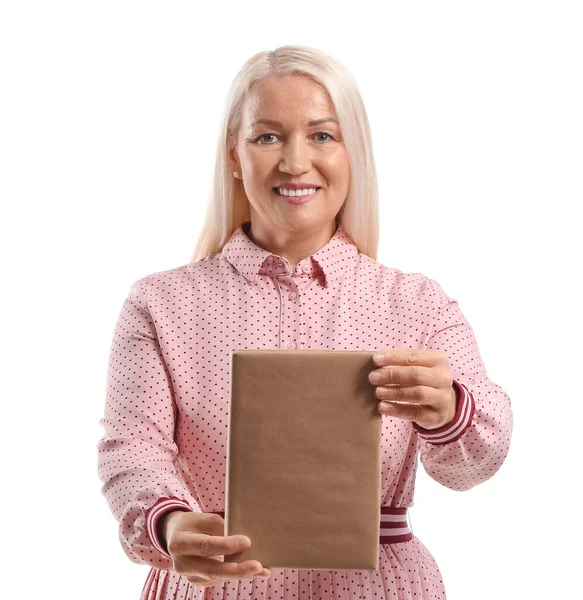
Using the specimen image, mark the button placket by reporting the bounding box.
[278,273,301,351]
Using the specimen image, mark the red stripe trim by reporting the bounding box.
[145,496,194,556]
[413,380,475,445]
[379,506,413,543]
[210,506,412,545]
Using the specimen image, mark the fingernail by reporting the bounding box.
[369,371,381,383]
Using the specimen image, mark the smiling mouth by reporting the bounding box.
[271,186,322,198]
[272,187,321,205]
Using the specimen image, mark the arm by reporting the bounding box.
[414,278,513,491]
[97,279,201,569]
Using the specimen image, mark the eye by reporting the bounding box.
[254,132,335,144]
[314,132,333,143]
[256,133,278,144]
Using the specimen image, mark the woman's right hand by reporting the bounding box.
[161,511,271,587]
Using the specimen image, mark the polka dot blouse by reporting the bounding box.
[97,220,513,599]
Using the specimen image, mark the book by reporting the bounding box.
[225,349,382,570]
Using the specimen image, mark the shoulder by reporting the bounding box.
[359,256,451,309]
[130,257,216,301]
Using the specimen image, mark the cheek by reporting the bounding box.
[252,166,276,189]
[323,150,350,177]
[242,149,269,171]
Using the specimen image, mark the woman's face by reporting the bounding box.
[229,75,350,240]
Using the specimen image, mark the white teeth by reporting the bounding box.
[277,187,317,197]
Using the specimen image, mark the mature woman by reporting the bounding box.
[97,45,513,600]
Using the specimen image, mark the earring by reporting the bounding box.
[234,171,239,178]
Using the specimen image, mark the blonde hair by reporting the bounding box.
[190,45,380,263]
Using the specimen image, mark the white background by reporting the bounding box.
[1,1,581,598]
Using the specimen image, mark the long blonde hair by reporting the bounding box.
[190,45,380,263]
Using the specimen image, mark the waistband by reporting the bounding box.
[379,506,413,543]
[211,506,413,545]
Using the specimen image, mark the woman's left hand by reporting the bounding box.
[369,348,458,430]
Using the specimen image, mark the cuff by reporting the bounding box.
[145,496,196,558]
[412,379,475,445]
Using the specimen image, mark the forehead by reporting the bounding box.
[242,76,336,124]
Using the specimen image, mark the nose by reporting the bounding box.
[278,136,314,175]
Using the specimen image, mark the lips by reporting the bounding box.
[274,187,319,205]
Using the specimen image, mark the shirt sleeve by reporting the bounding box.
[413,277,513,491]
[96,278,202,570]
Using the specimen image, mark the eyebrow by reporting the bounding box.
[251,117,339,127]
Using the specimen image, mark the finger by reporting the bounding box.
[378,400,424,422]
[182,555,266,582]
[196,513,251,549]
[375,384,435,404]
[198,513,232,536]
[370,365,441,388]
[178,531,252,558]
[373,348,447,367]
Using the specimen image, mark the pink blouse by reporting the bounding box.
[97,221,513,599]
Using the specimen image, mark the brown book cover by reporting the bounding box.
[224,349,382,571]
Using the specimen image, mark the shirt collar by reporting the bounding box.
[221,220,359,287]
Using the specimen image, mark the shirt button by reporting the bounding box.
[288,341,297,349]
[302,265,310,274]
[289,292,297,299]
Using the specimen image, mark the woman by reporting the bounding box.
[97,45,513,599]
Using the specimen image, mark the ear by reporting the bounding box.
[227,140,239,174]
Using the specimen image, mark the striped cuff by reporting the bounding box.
[145,496,195,557]
[412,379,475,445]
